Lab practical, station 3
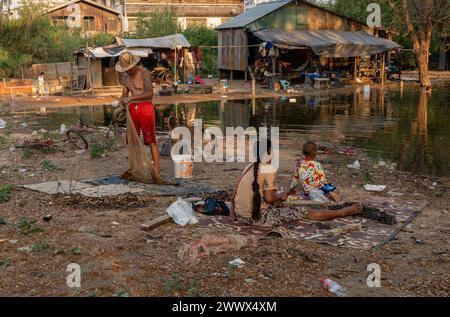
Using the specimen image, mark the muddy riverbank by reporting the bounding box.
[0,125,448,296]
[1,80,449,297]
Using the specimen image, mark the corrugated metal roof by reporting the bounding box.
[116,34,191,48]
[215,0,291,30]
[253,29,402,57]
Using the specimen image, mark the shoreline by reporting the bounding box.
[1,76,448,110]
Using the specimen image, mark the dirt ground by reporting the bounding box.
[0,118,448,297]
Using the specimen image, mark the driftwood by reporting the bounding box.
[141,214,172,231]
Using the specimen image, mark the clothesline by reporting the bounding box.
[196,44,262,48]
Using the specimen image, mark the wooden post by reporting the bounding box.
[173,36,178,83]
[55,63,61,85]
[20,67,24,80]
[380,53,385,86]
[3,78,6,90]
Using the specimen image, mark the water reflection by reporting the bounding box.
[1,84,448,176]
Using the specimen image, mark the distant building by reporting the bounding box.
[123,0,244,32]
[46,0,122,34]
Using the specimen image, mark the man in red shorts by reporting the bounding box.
[115,51,161,178]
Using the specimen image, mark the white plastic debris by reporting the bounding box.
[166,197,198,226]
[229,258,245,268]
[0,119,6,129]
[59,124,67,135]
[308,188,329,202]
[364,184,387,192]
[19,123,28,128]
[347,160,361,170]
[111,221,119,226]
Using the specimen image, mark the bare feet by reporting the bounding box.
[342,203,363,216]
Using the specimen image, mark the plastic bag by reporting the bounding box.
[309,188,329,202]
[166,197,198,226]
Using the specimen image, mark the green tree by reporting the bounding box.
[183,26,218,76]
[134,7,182,38]
[0,3,115,78]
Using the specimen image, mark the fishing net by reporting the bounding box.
[121,107,170,185]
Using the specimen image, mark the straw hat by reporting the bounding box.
[115,51,140,72]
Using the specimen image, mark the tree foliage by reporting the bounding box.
[134,7,182,38]
[0,3,115,78]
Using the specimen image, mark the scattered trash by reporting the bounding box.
[43,214,52,222]
[166,197,198,226]
[111,221,119,226]
[19,123,28,128]
[244,278,256,284]
[9,146,17,153]
[18,168,27,173]
[308,188,329,202]
[59,124,67,135]
[9,240,18,244]
[320,278,347,297]
[229,258,246,268]
[347,160,361,170]
[0,119,6,129]
[18,246,32,253]
[364,184,387,192]
[411,236,425,244]
[75,149,86,155]
[178,235,256,265]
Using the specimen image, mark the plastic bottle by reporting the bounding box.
[320,278,347,297]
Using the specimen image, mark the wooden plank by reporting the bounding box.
[141,214,172,231]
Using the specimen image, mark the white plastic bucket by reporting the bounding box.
[172,155,193,179]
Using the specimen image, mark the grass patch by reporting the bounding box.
[186,278,200,297]
[115,290,129,297]
[16,219,43,235]
[30,242,49,252]
[22,147,32,160]
[71,247,81,254]
[163,273,183,294]
[0,259,11,268]
[0,184,12,203]
[42,131,59,140]
[39,146,59,154]
[41,160,62,171]
[90,142,112,158]
[0,135,7,148]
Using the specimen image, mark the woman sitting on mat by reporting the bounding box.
[230,139,362,227]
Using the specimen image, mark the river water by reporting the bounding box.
[1,83,449,176]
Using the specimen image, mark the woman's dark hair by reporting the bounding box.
[251,138,272,221]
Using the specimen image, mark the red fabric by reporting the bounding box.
[128,101,156,144]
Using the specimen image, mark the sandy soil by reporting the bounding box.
[0,125,448,297]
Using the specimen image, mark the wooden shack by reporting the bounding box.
[216,0,399,80]
[46,0,122,34]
